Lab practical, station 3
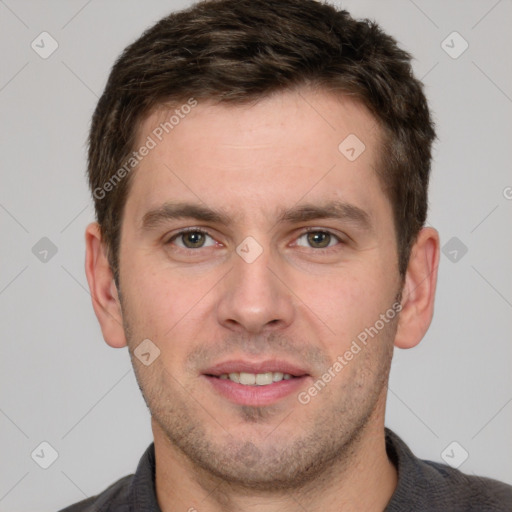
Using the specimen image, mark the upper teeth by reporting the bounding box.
[219,372,294,385]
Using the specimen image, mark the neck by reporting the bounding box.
[153,392,397,512]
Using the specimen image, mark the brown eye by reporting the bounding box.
[307,231,331,248]
[168,229,216,249]
[182,231,206,248]
[296,230,340,249]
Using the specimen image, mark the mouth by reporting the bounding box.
[214,371,298,385]
[202,359,311,406]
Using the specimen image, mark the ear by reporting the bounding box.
[394,227,440,349]
[84,222,127,348]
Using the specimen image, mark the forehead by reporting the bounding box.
[125,89,388,228]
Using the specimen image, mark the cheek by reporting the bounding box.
[121,252,216,339]
[119,250,168,338]
[298,267,396,348]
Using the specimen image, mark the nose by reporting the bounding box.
[216,240,295,334]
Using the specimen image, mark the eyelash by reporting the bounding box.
[165,227,345,252]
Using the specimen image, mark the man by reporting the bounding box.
[61,0,512,510]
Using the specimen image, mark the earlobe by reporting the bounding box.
[394,227,440,349]
[84,222,127,348]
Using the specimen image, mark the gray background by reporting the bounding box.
[1,0,511,510]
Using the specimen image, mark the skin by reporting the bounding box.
[85,89,439,512]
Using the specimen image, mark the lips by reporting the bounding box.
[203,359,309,378]
[202,359,311,406]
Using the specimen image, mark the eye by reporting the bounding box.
[295,229,342,249]
[167,228,217,249]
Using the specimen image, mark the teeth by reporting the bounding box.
[219,372,295,385]
[255,372,273,385]
[239,372,256,385]
[272,372,284,382]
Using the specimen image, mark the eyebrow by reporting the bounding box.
[141,202,231,230]
[277,202,372,231]
[140,200,373,232]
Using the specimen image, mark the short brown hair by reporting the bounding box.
[88,0,435,284]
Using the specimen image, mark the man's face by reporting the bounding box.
[117,89,403,489]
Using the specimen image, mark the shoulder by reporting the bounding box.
[57,474,133,512]
[420,458,512,511]
[385,428,512,512]
[57,442,158,512]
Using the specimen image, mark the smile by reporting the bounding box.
[217,371,295,385]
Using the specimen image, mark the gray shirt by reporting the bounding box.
[59,428,512,511]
